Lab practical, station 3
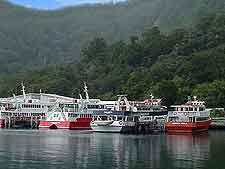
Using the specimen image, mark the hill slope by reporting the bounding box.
[1,12,225,107]
[0,0,224,74]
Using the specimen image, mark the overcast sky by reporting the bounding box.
[7,0,127,9]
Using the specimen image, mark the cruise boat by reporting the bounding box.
[90,95,131,133]
[166,96,211,133]
[39,83,108,129]
[90,94,167,133]
[38,102,93,129]
[0,83,54,128]
[130,94,167,120]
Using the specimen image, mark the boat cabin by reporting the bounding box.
[167,96,210,123]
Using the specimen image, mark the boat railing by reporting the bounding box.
[124,121,136,127]
[168,111,209,117]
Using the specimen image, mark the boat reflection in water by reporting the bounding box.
[166,133,210,169]
[70,133,210,169]
[0,129,213,169]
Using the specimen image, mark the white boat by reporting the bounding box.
[91,119,124,133]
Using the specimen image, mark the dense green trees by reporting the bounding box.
[0,11,225,108]
[0,0,225,74]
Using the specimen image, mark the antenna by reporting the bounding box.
[188,96,191,101]
[193,96,197,101]
[150,93,154,99]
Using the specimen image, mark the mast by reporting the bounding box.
[150,93,154,99]
[84,82,89,102]
[79,94,83,100]
[21,82,26,101]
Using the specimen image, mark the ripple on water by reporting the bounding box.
[0,130,224,169]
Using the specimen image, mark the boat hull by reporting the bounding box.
[91,121,123,133]
[166,120,211,133]
[39,118,92,130]
[0,119,5,128]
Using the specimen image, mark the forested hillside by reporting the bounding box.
[0,12,225,107]
[0,0,224,74]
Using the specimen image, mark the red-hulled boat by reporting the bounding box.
[39,83,107,130]
[39,102,95,130]
[166,96,211,133]
[0,119,5,128]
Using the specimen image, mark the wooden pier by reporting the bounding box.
[210,117,225,130]
[2,114,42,129]
[121,120,165,134]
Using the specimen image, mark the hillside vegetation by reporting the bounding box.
[0,12,225,107]
[0,0,225,74]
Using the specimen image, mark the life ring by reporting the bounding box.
[184,112,188,116]
[119,120,123,125]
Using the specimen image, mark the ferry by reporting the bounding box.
[166,96,211,133]
[39,83,107,129]
[0,83,56,128]
[91,95,167,133]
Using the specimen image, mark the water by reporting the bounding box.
[0,130,224,169]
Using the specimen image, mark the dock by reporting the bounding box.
[121,120,165,134]
[210,117,225,129]
[3,115,40,129]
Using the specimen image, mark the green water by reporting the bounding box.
[0,130,224,169]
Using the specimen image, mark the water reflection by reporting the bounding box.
[0,130,224,169]
[166,134,210,169]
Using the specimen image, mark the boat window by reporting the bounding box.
[169,117,179,122]
[180,107,183,111]
[117,117,123,121]
[185,107,188,111]
[112,116,117,120]
[195,108,198,111]
[87,105,99,109]
[189,107,193,111]
[134,116,139,122]
[101,116,107,120]
[196,117,208,121]
[199,107,204,111]
[156,117,164,120]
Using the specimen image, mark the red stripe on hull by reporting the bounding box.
[39,118,92,130]
[166,120,211,133]
[0,119,5,128]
